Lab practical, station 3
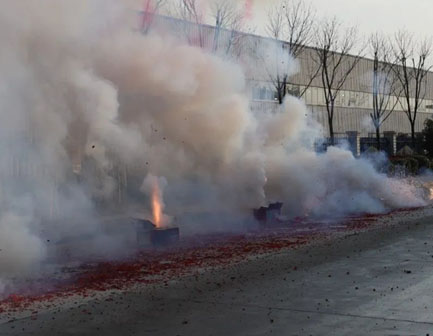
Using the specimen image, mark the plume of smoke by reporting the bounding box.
[0,0,426,285]
[257,97,424,218]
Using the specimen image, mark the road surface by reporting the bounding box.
[2,211,433,335]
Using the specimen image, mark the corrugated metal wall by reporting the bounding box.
[251,100,431,137]
[148,14,433,137]
[309,106,430,136]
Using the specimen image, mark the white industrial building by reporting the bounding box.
[145,14,433,148]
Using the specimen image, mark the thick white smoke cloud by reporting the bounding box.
[0,0,425,281]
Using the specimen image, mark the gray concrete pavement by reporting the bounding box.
[3,213,433,335]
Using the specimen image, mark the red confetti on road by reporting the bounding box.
[0,207,422,314]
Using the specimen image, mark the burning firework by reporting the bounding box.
[0,0,427,286]
[142,174,168,229]
[151,179,163,228]
[422,181,433,201]
[140,174,180,247]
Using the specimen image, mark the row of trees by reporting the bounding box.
[140,0,252,56]
[140,0,433,150]
[266,0,433,148]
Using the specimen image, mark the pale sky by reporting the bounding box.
[249,0,432,40]
[138,0,433,42]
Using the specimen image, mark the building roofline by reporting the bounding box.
[140,12,433,75]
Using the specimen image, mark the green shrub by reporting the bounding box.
[390,158,406,172]
[422,119,433,157]
[405,157,419,174]
[390,157,406,166]
[412,155,431,169]
[387,163,396,176]
[389,156,420,175]
[365,146,378,154]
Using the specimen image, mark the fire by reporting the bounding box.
[151,180,163,228]
[422,182,433,201]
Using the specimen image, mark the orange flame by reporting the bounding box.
[151,180,163,228]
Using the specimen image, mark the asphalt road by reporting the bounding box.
[3,212,433,335]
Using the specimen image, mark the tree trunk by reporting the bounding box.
[277,85,284,105]
[213,28,220,52]
[328,116,335,146]
[411,121,416,152]
[278,89,283,104]
[328,101,335,146]
[376,126,381,151]
[277,80,286,105]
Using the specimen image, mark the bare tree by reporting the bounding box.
[284,0,315,59]
[140,0,167,34]
[369,33,399,151]
[393,30,432,148]
[266,2,285,40]
[260,40,291,104]
[174,0,205,47]
[210,0,246,56]
[265,0,317,104]
[314,18,363,145]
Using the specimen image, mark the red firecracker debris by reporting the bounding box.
[0,207,422,314]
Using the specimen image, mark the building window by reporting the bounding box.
[287,85,300,97]
[348,92,357,107]
[252,86,277,102]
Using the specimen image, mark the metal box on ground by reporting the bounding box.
[134,218,156,247]
[253,202,283,226]
[150,227,180,247]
